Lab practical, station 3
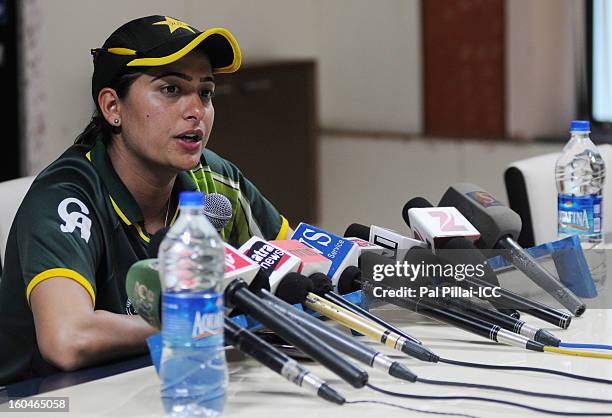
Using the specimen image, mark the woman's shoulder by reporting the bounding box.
[23,144,104,209]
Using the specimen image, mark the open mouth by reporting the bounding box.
[177,133,203,143]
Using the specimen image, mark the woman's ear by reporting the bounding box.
[98,87,121,127]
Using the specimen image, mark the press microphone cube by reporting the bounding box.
[369,225,426,259]
[346,237,386,256]
[239,237,301,292]
[408,207,480,253]
[290,223,359,287]
[224,243,260,286]
[439,183,522,249]
[271,240,333,277]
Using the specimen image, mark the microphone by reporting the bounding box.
[270,240,332,277]
[360,277,546,352]
[438,183,586,316]
[224,317,345,405]
[258,280,418,382]
[402,197,514,314]
[358,251,547,352]
[238,237,301,292]
[123,266,346,405]
[225,279,369,389]
[344,223,425,259]
[313,270,423,346]
[204,192,233,231]
[290,223,359,286]
[125,256,369,390]
[401,199,574,328]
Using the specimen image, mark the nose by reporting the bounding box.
[183,92,206,122]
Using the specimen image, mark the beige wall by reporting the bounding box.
[317,134,560,235]
[20,1,582,232]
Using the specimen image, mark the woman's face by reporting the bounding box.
[117,51,215,172]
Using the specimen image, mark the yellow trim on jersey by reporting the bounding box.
[85,151,92,161]
[110,196,133,225]
[169,206,179,225]
[126,28,241,74]
[27,268,95,307]
[275,216,290,240]
[133,223,151,243]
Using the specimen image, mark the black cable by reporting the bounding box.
[439,357,612,385]
[367,383,612,416]
[345,400,481,418]
[416,377,612,404]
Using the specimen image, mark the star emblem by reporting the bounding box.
[153,16,196,34]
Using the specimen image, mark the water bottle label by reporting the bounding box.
[162,292,224,345]
[558,194,603,236]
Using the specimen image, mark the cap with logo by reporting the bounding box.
[91,15,241,104]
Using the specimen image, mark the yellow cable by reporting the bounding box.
[544,346,612,359]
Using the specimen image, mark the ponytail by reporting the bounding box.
[74,113,110,145]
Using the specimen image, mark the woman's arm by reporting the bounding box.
[30,277,157,372]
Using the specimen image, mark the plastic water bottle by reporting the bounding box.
[158,192,227,417]
[555,120,606,285]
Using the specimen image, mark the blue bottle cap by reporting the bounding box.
[179,191,205,207]
[570,120,590,132]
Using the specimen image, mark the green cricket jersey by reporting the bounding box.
[0,138,288,384]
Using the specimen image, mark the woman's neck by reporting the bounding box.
[107,139,175,234]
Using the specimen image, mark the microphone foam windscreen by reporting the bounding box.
[336,266,362,295]
[204,193,233,231]
[308,273,333,296]
[344,223,370,239]
[275,273,313,305]
[402,197,433,227]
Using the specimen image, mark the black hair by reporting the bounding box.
[74,71,143,146]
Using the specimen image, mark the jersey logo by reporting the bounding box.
[58,198,92,243]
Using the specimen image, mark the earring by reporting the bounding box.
[113,118,120,125]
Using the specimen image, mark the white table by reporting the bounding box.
[9,306,612,418]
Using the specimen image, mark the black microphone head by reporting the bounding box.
[274,273,313,304]
[308,273,333,296]
[204,193,233,231]
[337,266,362,295]
[148,227,171,258]
[402,197,434,228]
[344,223,370,239]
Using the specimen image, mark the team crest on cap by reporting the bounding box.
[153,16,195,34]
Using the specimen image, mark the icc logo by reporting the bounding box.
[58,197,92,243]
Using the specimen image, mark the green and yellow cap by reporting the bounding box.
[91,15,241,104]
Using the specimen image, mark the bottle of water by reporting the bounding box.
[158,192,227,417]
[555,120,606,286]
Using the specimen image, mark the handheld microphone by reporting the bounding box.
[402,198,575,328]
[258,282,418,382]
[224,317,346,405]
[359,251,546,352]
[204,193,233,231]
[125,255,369,389]
[438,183,586,316]
[123,266,345,405]
[225,279,369,389]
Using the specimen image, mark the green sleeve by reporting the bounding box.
[16,181,103,306]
